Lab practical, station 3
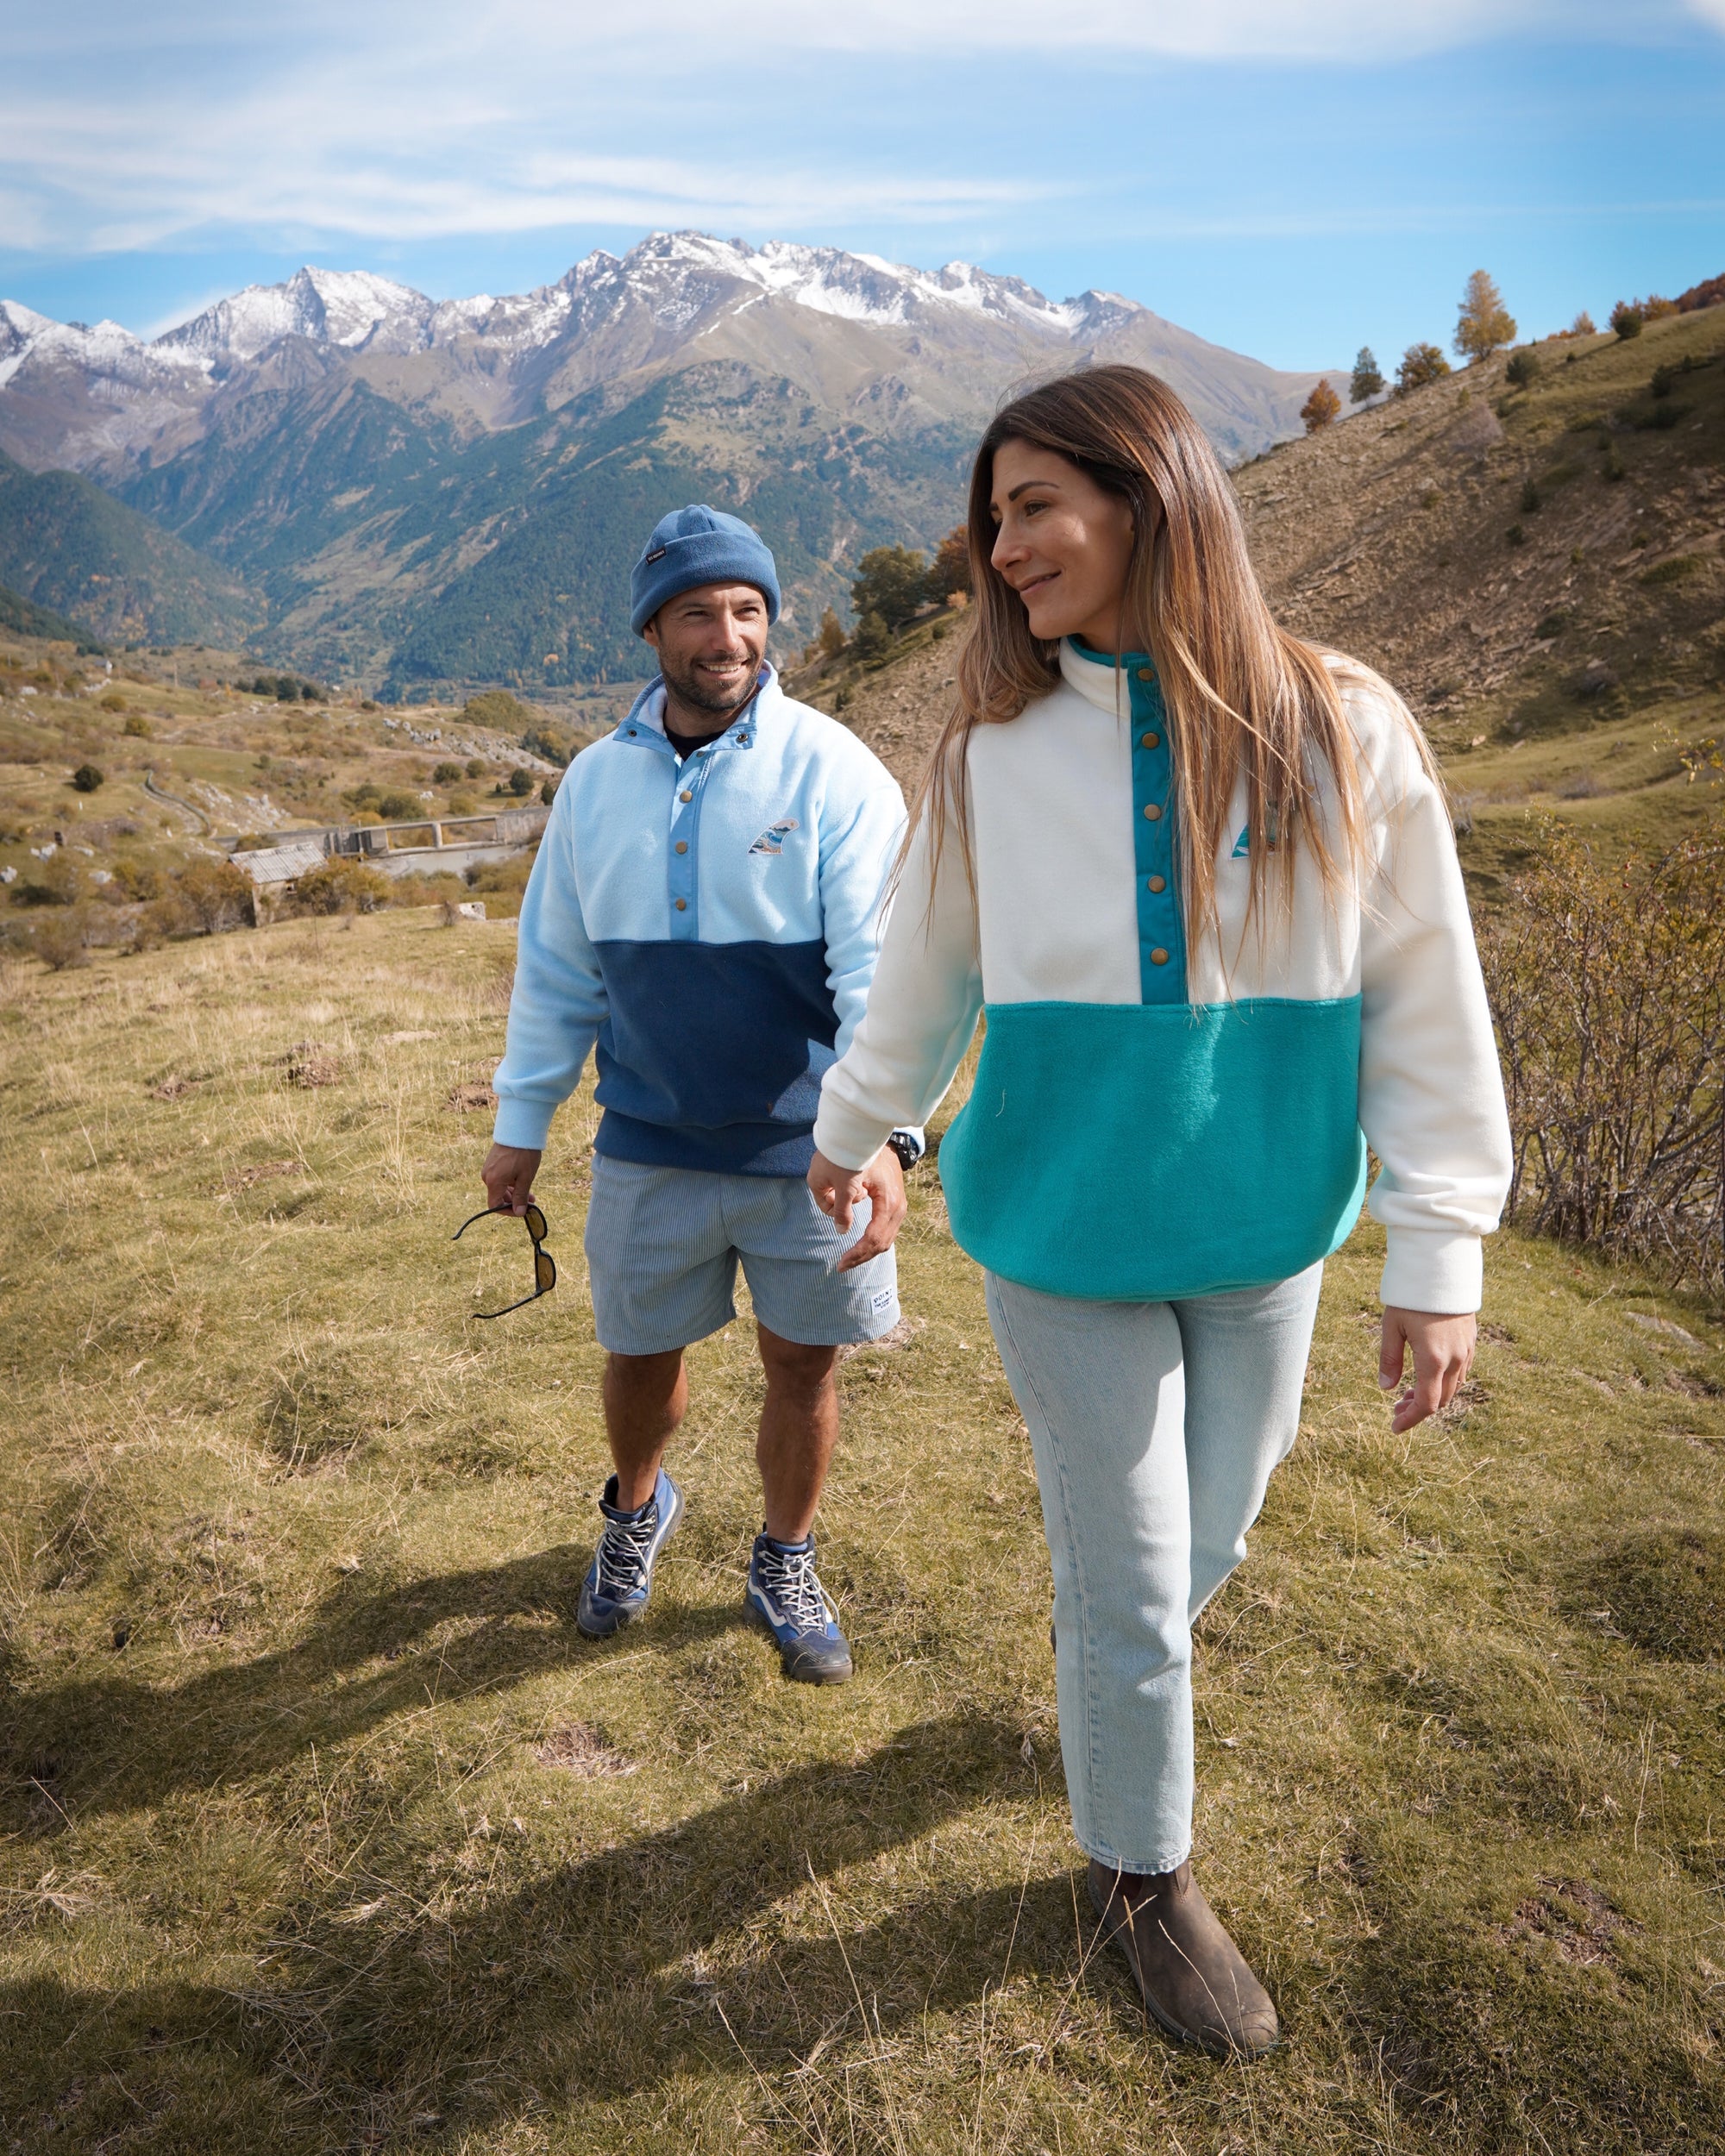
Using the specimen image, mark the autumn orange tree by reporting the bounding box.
[1300,379,1341,433]
[926,525,972,602]
[1455,268,1516,363]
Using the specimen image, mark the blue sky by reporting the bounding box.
[3,1,1722,372]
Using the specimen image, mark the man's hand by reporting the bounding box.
[807,1145,907,1272]
[481,1143,543,1217]
[1379,1307,1477,1433]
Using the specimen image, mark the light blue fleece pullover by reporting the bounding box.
[492,666,907,1175]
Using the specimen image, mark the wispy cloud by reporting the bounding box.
[3,0,1719,263]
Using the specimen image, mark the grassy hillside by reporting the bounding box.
[0,449,260,649]
[0,636,602,937]
[806,304,1725,892]
[1,910,1722,2153]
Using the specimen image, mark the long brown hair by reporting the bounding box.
[912,365,1408,947]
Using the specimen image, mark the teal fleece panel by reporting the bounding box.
[939,998,1368,1301]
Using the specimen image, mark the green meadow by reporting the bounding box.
[3,908,1723,2153]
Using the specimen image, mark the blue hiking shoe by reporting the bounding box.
[745,1531,853,1684]
[577,1470,682,1638]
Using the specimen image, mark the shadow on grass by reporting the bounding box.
[1,1711,1097,2151]
[3,1543,733,1827]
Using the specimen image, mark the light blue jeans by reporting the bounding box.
[984,1263,1324,1874]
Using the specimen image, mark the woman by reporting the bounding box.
[807,367,1512,2057]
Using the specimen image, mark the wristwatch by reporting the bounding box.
[886,1130,923,1172]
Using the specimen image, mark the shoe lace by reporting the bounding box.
[757,1541,832,1636]
[595,1503,659,1598]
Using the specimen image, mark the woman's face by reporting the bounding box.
[988,438,1139,651]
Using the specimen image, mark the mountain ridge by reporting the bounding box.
[0,233,1351,687]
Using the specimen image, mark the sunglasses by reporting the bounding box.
[452,1201,556,1319]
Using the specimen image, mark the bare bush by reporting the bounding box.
[1479,824,1724,1288]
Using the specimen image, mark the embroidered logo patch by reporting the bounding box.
[1231,806,1288,858]
[750,818,800,856]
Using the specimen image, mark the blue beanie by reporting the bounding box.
[629,504,781,636]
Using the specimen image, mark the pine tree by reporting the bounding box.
[1300,380,1342,433]
[1349,348,1385,402]
[1455,269,1517,363]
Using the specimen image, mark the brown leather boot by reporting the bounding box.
[1088,1859,1279,2057]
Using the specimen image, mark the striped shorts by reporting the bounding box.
[583,1156,900,1356]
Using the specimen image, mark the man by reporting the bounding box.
[482,504,917,1683]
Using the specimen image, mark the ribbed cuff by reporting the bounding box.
[1379,1230,1484,1314]
[812,1098,893,1174]
[491,1094,557,1150]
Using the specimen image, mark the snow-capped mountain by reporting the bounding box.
[0,233,1348,686]
[160,266,440,365]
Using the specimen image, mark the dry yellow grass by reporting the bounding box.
[3,909,1724,2153]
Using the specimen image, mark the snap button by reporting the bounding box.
[1141,731,1160,749]
[737,734,750,745]
[1143,803,1162,821]
[1137,667,1154,682]
[674,841,687,855]
[680,789,693,803]
[674,898,687,912]
[1148,874,1166,893]
[1151,947,1170,965]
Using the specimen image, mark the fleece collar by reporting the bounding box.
[1058,636,1157,718]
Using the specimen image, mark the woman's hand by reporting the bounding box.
[1379,1307,1477,1433]
[807,1146,907,1272]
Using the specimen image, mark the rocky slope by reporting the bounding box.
[0,235,1348,690]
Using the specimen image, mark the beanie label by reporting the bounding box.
[644,547,667,563]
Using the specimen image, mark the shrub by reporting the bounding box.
[1505,348,1540,389]
[98,691,126,712]
[1535,609,1571,640]
[1300,380,1341,433]
[72,764,104,793]
[465,757,485,779]
[1395,342,1452,395]
[1571,309,1596,336]
[851,610,892,662]
[1651,364,1676,399]
[540,776,559,805]
[463,690,534,730]
[1349,347,1385,402]
[122,713,152,737]
[1638,555,1703,588]
[172,856,254,934]
[1609,300,1643,340]
[1519,477,1541,513]
[521,724,574,766]
[28,910,91,971]
[507,767,536,798]
[432,761,464,784]
[1506,523,1527,547]
[292,857,391,915]
[1479,824,1725,1289]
